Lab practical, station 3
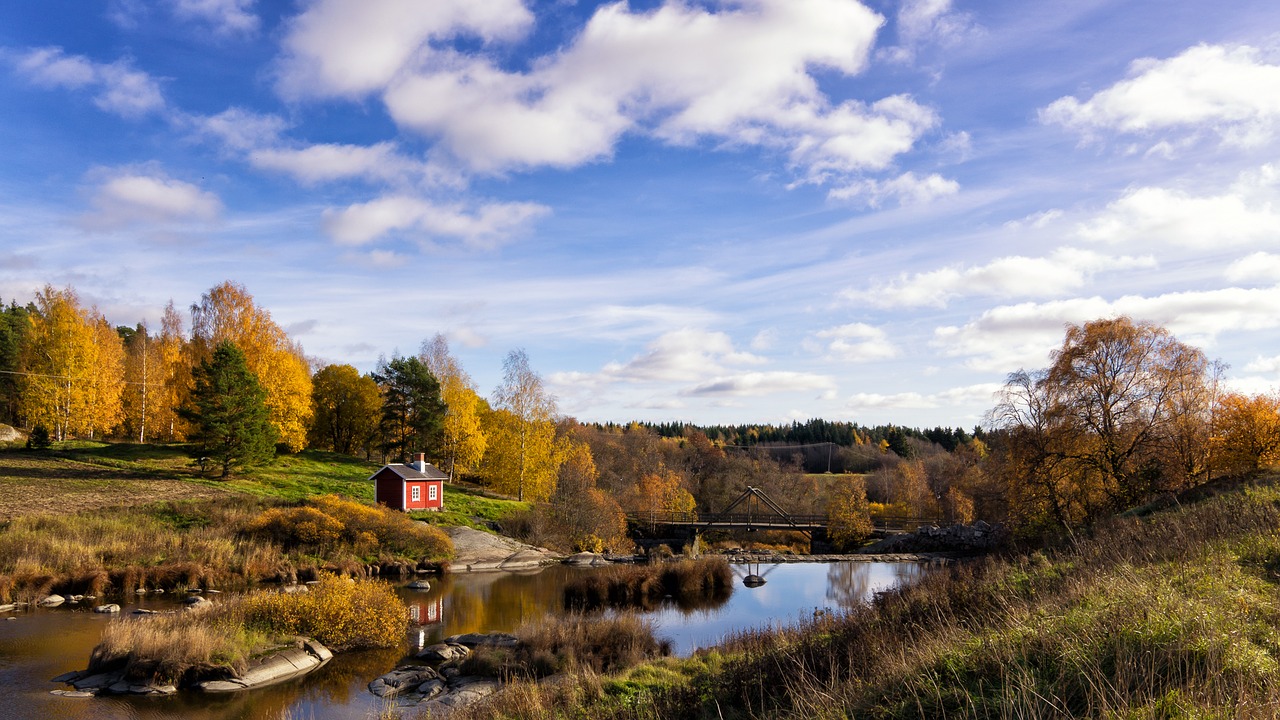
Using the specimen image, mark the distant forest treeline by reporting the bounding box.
[585,419,987,474]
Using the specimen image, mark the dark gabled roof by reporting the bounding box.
[369,462,449,482]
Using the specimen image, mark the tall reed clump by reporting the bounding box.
[460,613,671,681]
[240,573,407,651]
[89,574,407,687]
[445,472,1280,720]
[564,557,733,612]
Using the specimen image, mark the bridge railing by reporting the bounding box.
[623,511,939,532]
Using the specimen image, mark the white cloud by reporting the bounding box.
[275,0,533,99]
[598,329,766,385]
[1244,355,1280,374]
[15,47,164,118]
[250,143,418,185]
[1042,44,1280,147]
[808,323,898,362]
[190,107,287,151]
[934,287,1280,371]
[1077,171,1280,249]
[321,195,549,248]
[827,171,958,206]
[848,382,1001,410]
[879,0,978,66]
[170,0,259,35]
[84,170,222,230]
[279,0,937,195]
[684,372,836,398]
[845,247,1155,308]
[1226,252,1280,283]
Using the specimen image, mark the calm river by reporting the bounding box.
[0,561,929,719]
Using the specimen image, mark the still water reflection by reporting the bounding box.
[1,561,926,719]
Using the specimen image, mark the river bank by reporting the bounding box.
[441,471,1280,719]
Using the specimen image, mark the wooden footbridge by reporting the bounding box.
[624,486,932,551]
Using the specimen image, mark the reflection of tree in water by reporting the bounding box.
[825,562,928,611]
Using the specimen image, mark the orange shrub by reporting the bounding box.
[241,573,406,651]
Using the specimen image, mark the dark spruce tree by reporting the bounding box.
[373,355,446,462]
[181,341,276,478]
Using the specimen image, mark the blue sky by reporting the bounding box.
[3,0,1280,429]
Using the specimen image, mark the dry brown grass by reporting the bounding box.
[0,452,227,520]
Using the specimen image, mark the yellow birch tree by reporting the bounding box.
[420,334,487,479]
[189,282,312,451]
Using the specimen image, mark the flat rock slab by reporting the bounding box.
[565,552,610,567]
[418,678,500,712]
[446,527,560,572]
[199,639,332,692]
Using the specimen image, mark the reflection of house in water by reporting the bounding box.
[407,596,444,625]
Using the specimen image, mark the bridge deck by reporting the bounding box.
[625,511,933,533]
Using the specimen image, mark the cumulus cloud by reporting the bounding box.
[83,169,222,230]
[807,323,898,362]
[171,0,259,35]
[933,287,1280,371]
[1244,355,1280,374]
[1226,252,1280,283]
[14,47,164,118]
[277,0,939,196]
[1076,168,1280,248]
[321,195,549,248]
[1042,44,1280,147]
[844,247,1155,308]
[275,0,533,99]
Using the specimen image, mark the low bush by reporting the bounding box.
[241,573,407,651]
[241,494,453,562]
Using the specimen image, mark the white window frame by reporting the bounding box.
[428,485,438,502]
[411,485,421,502]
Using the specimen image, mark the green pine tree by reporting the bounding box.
[181,341,276,477]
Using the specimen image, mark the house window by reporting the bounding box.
[429,485,438,501]
[411,486,421,502]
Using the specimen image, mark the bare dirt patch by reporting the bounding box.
[0,453,229,520]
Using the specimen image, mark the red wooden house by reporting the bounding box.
[371,453,446,512]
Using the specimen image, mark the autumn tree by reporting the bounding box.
[151,301,189,441]
[623,468,697,514]
[309,364,382,456]
[420,334,487,479]
[480,407,558,502]
[826,474,874,551]
[550,437,628,552]
[489,349,558,501]
[120,322,162,442]
[189,282,312,451]
[181,341,276,477]
[991,317,1215,532]
[1214,392,1280,475]
[19,286,124,440]
[372,355,446,462]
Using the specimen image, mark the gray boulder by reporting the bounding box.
[417,642,471,664]
[368,665,441,698]
[93,604,121,614]
[37,594,65,607]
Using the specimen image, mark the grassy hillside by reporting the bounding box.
[453,471,1280,719]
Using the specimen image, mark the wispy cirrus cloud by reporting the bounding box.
[13,47,165,118]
